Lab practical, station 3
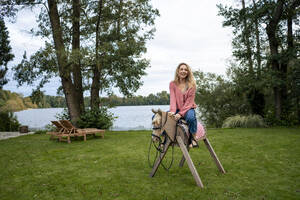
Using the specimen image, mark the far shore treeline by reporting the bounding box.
[0,89,169,112]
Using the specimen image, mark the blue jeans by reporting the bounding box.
[176,109,197,135]
[183,109,197,135]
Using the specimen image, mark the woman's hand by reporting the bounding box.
[168,112,175,118]
[174,113,181,121]
[168,112,181,121]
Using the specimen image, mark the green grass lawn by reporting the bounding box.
[0,128,299,200]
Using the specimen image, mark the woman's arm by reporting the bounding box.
[178,87,196,117]
[169,82,177,113]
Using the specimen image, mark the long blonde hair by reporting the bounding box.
[174,62,196,89]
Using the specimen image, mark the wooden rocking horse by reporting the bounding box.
[150,109,226,188]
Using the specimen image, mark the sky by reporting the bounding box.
[3,0,233,97]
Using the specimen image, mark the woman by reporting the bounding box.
[169,62,198,136]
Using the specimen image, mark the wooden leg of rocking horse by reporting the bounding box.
[179,145,190,167]
[203,138,226,173]
[149,137,172,177]
[176,136,204,188]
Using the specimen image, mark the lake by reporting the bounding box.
[14,105,170,131]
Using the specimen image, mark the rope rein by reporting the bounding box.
[148,112,176,171]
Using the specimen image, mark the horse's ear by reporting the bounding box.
[152,109,157,114]
[158,108,162,115]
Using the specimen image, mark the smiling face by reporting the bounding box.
[174,62,196,89]
[177,64,189,80]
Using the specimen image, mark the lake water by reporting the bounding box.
[14,105,170,131]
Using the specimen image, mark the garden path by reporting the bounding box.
[0,132,34,140]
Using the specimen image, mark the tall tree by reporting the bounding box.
[265,0,300,120]
[0,18,14,89]
[218,0,300,124]
[46,0,82,122]
[87,0,158,109]
[252,0,262,78]
[265,0,284,120]
[90,0,104,110]
[71,0,84,115]
[217,1,266,116]
[241,0,254,74]
[10,0,159,123]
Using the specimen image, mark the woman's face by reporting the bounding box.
[178,64,188,80]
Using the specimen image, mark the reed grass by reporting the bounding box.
[222,115,266,128]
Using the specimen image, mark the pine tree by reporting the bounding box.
[0,17,14,89]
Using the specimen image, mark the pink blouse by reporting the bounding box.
[169,81,197,117]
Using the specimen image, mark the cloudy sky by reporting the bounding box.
[3,0,233,97]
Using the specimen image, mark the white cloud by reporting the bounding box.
[135,0,232,96]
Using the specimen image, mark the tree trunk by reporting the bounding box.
[266,0,284,120]
[297,96,300,124]
[281,1,300,120]
[91,0,103,110]
[290,0,300,124]
[117,0,123,40]
[72,0,84,114]
[47,0,81,122]
[241,0,254,75]
[287,10,294,50]
[279,7,293,116]
[252,0,261,78]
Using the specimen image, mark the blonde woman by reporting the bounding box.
[169,62,197,136]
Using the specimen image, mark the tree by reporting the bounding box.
[1,0,39,19]
[194,70,251,127]
[218,0,300,124]
[84,0,158,109]
[10,0,159,124]
[263,0,300,121]
[0,17,14,89]
[217,1,266,117]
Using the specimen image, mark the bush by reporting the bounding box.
[264,110,299,126]
[193,71,251,128]
[34,130,47,134]
[55,108,71,121]
[77,107,115,129]
[222,115,266,128]
[55,107,115,130]
[0,111,21,131]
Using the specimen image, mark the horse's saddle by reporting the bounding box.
[176,119,190,145]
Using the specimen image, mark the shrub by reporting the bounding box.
[55,107,115,130]
[34,130,47,134]
[0,111,21,131]
[264,110,299,126]
[44,124,56,132]
[77,107,115,129]
[55,108,71,121]
[193,71,251,128]
[222,115,266,128]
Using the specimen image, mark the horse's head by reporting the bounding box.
[151,108,163,141]
[151,109,178,142]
